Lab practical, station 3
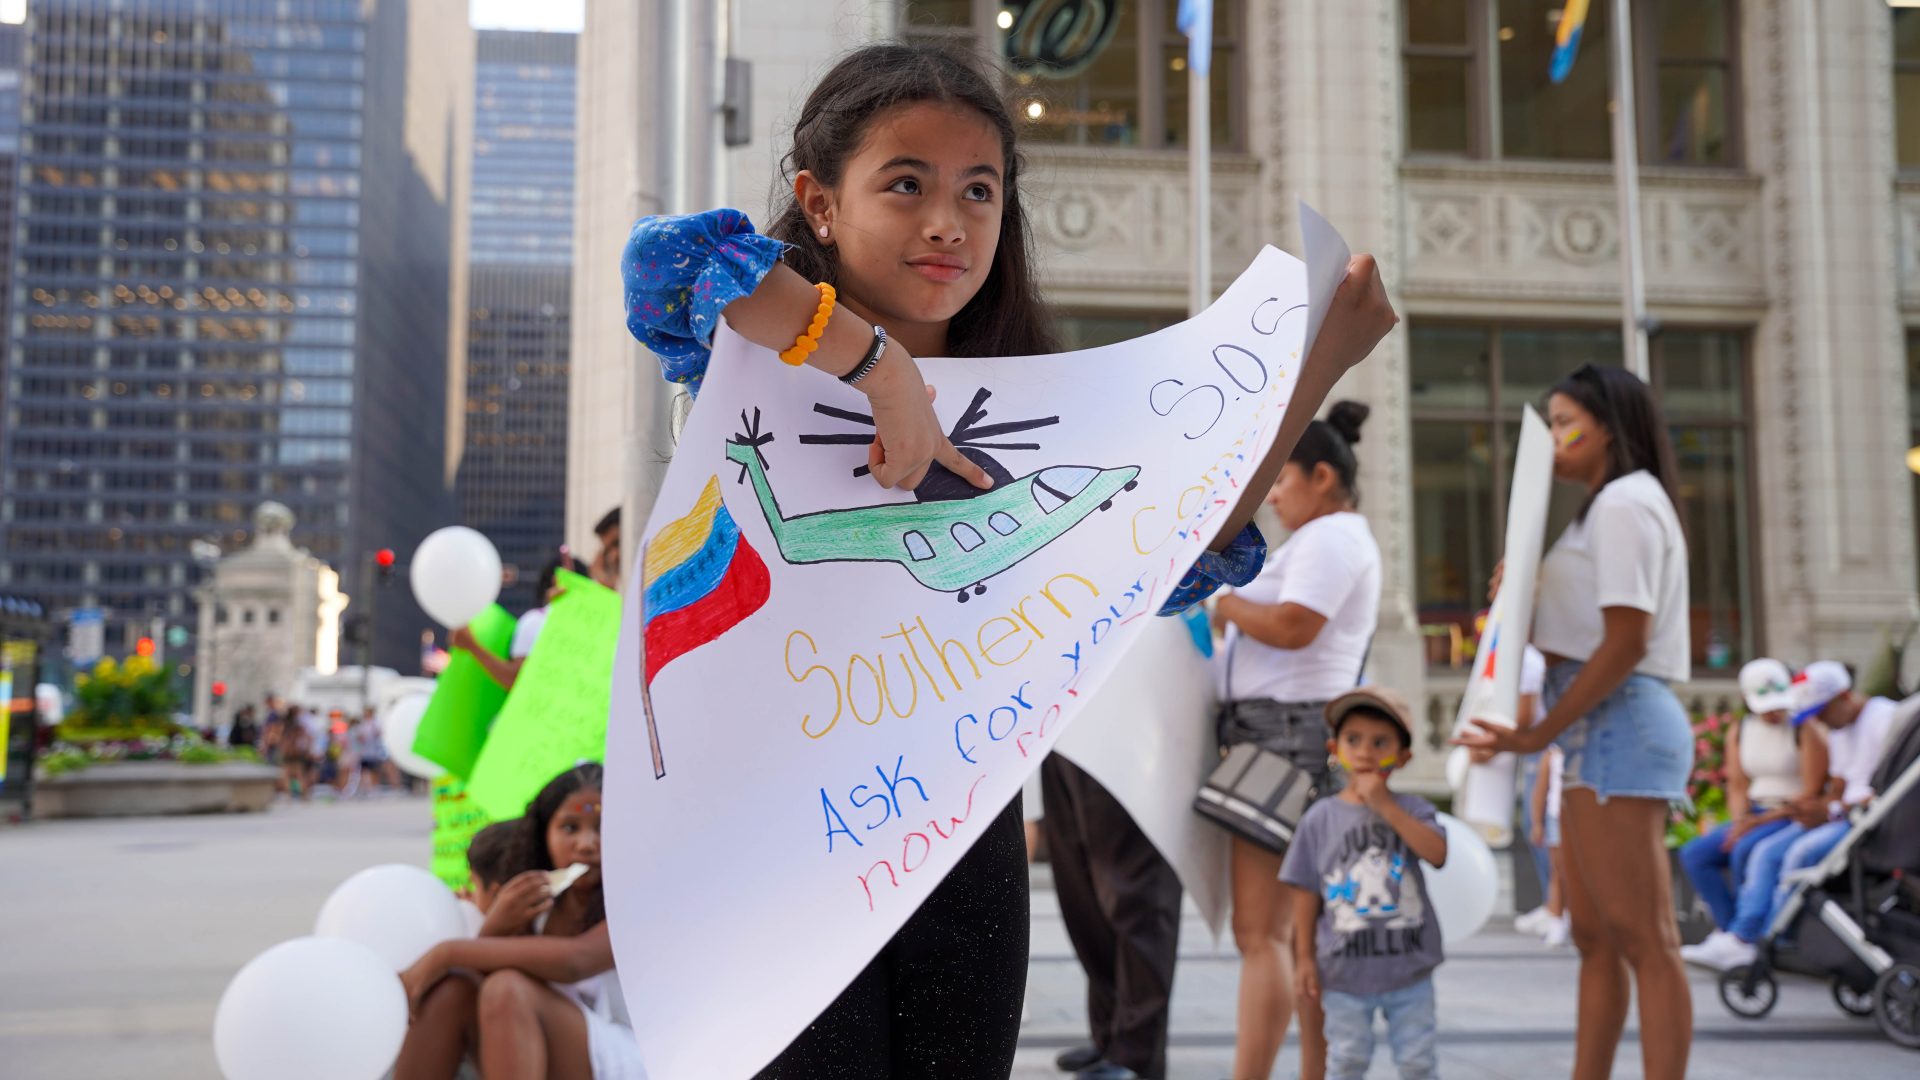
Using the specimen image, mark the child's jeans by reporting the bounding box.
[1322,977,1438,1079]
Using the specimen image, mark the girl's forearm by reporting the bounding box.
[719,263,876,381]
[429,924,612,985]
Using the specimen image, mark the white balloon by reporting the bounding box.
[1443,745,1470,791]
[409,525,502,627]
[314,863,469,970]
[381,691,441,780]
[1423,812,1498,946]
[214,936,407,1080]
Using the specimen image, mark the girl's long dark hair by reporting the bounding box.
[1551,364,1683,521]
[767,42,1059,359]
[504,762,605,928]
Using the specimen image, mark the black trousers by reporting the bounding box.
[756,795,1029,1079]
[1040,756,1183,1079]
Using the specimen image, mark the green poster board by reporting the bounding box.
[414,603,517,780]
[465,571,620,820]
[430,773,494,890]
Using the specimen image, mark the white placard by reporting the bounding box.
[1451,405,1555,844]
[605,206,1349,1080]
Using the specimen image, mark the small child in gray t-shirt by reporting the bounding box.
[1279,687,1449,1080]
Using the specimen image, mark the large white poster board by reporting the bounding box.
[1449,405,1554,844]
[605,206,1349,1080]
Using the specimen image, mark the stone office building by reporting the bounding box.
[570,1,1920,781]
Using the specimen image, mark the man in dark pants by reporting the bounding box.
[1041,754,1184,1080]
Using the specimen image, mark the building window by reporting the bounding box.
[901,0,1241,150]
[1410,323,1754,675]
[1057,309,1181,351]
[1403,0,1740,167]
[1899,9,1920,170]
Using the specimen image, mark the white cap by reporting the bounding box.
[1738,658,1794,715]
[1790,660,1852,726]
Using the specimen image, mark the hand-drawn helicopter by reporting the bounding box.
[723,390,1139,602]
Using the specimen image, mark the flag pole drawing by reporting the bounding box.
[640,474,773,778]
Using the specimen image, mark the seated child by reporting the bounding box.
[1281,688,1449,1080]
[396,764,644,1079]
[458,822,517,937]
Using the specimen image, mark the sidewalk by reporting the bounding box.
[0,797,1910,1078]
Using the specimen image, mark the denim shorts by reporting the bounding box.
[1543,661,1693,805]
[1217,698,1336,796]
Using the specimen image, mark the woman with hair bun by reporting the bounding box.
[1209,400,1382,1080]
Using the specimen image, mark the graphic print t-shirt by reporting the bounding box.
[1279,792,1445,995]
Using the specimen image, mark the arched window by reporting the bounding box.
[952,522,984,551]
[903,530,935,561]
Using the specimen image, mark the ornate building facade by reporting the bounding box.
[573,1,1920,784]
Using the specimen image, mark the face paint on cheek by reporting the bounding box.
[1560,428,1587,450]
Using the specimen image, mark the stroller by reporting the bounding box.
[1719,696,1920,1048]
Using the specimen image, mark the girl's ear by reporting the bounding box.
[795,170,835,244]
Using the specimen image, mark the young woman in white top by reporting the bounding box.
[1457,364,1694,1080]
[1210,401,1382,1080]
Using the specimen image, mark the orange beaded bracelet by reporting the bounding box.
[778,282,837,366]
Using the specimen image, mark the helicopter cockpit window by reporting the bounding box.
[1032,466,1100,514]
[988,512,1020,536]
[952,522,985,551]
[903,530,936,561]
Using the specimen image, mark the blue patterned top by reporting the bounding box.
[622,208,786,396]
[619,208,1267,615]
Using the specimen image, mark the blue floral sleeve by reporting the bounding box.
[621,209,786,395]
[1156,523,1267,616]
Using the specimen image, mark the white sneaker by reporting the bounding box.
[1514,906,1551,935]
[1542,913,1572,948]
[1681,929,1734,966]
[1687,932,1758,971]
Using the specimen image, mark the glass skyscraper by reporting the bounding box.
[0,0,469,666]
[457,29,575,613]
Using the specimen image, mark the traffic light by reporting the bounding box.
[135,636,155,658]
[375,548,396,587]
[211,680,227,705]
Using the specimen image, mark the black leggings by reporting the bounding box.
[755,795,1030,1079]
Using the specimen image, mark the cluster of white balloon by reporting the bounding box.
[1427,812,1500,946]
[213,866,472,1080]
[213,527,507,1080]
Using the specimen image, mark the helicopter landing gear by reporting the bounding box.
[1099,500,1113,511]
[1123,479,1138,491]
[956,583,986,603]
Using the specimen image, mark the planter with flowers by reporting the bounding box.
[32,656,277,819]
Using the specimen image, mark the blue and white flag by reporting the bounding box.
[1177,0,1213,77]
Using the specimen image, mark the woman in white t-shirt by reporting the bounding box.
[1210,401,1381,1080]
[1458,364,1694,1080]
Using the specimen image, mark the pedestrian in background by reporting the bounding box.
[1209,401,1381,1080]
[1459,364,1694,1080]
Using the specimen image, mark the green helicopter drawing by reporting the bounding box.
[723,389,1140,602]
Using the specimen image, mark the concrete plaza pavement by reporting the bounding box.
[0,796,1911,1078]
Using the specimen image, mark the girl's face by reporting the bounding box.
[1265,460,1337,531]
[801,102,1005,353]
[1547,392,1609,486]
[546,788,602,880]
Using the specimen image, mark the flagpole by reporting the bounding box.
[1187,52,1210,316]
[1608,0,1650,379]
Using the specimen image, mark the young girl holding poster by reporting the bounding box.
[620,42,1397,1078]
[1207,402,1380,1080]
[1457,364,1694,1080]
